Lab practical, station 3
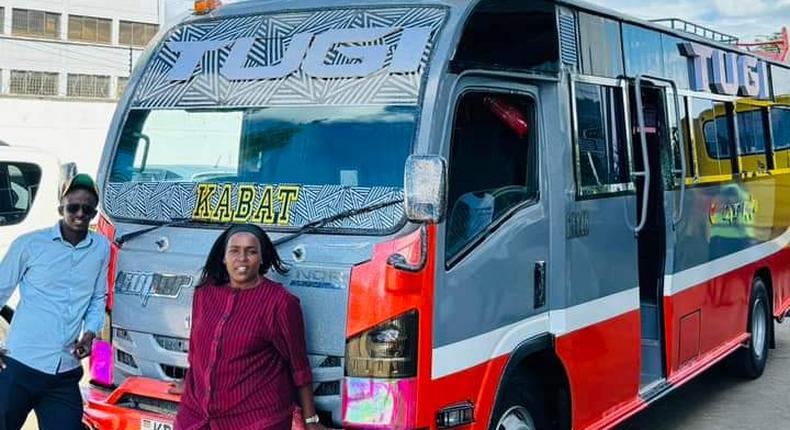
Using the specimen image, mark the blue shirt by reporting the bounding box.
[0,223,109,374]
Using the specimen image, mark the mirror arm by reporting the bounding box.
[387,224,428,273]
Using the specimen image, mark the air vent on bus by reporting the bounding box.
[319,356,342,368]
[558,12,578,66]
[154,334,189,353]
[314,381,340,397]
[161,364,188,380]
[116,350,137,369]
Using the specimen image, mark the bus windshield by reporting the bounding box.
[107,105,416,230]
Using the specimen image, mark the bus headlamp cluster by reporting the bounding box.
[345,311,417,378]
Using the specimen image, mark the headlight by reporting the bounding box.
[346,310,417,378]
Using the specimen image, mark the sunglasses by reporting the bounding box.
[62,203,98,217]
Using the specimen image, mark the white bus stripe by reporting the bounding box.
[432,288,639,379]
[664,227,790,296]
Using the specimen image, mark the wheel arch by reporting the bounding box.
[754,267,775,348]
[487,333,571,430]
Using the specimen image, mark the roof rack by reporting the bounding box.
[651,18,739,44]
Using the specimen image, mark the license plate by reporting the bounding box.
[140,419,173,430]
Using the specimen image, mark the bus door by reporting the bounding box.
[629,76,685,393]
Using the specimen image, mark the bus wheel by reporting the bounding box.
[730,277,770,379]
[490,373,548,430]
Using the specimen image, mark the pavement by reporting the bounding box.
[619,321,790,429]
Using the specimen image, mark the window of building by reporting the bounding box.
[736,105,769,173]
[12,9,60,39]
[772,106,790,169]
[119,20,159,47]
[693,98,733,179]
[0,162,42,226]
[9,70,59,96]
[0,8,5,34]
[117,77,130,98]
[68,15,111,44]
[573,82,630,195]
[67,74,111,98]
[445,92,538,261]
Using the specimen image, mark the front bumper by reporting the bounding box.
[82,377,178,430]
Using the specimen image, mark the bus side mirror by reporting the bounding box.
[404,155,447,224]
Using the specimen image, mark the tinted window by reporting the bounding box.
[454,0,558,73]
[736,106,769,173]
[692,98,733,178]
[446,93,537,260]
[773,107,790,150]
[623,24,664,77]
[662,34,691,90]
[111,106,416,188]
[0,162,42,226]
[772,65,790,98]
[578,13,623,78]
[574,83,629,193]
[772,106,790,169]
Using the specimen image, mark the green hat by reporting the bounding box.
[62,173,100,202]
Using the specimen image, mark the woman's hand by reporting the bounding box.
[167,380,185,395]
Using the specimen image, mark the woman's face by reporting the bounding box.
[224,232,263,285]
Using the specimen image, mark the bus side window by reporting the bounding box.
[772,106,790,170]
[445,92,537,262]
[573,82,629,195]
[670,95,695,184]
[691,98,733,181]
[736,104,769,174]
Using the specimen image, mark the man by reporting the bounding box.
[0,173,109,430]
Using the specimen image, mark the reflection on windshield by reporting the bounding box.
[110,106,417,189]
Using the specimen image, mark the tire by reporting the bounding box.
[489,373,549,430]
[729,277,770,379]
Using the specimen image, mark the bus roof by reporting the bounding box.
[198,0,789,70]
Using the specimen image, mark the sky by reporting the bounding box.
[165,0,789,41]
[585,0,788,41]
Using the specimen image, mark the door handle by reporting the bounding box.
[534,261,546,309]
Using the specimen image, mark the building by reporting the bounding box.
[0,0,165,176]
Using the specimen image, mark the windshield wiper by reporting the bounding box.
[114,218,192,248]
[273,198,404,246]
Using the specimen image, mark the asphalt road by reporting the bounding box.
[19,323,790,429]
[619,321,790,429]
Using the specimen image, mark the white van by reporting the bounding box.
[0,144,75,338]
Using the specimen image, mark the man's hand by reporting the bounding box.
[71,331,96,359]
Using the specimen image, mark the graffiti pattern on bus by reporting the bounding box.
[131,7,447,109]
[709,193,759,226]
[105,182,404,230]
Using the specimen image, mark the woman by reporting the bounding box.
[173,224,325,430]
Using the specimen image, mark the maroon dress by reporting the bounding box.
[175,279,312,430]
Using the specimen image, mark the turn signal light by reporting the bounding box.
[194,0,222,15]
